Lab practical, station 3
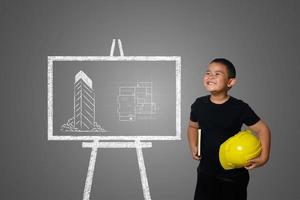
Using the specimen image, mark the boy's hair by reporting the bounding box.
[210,58,236,79]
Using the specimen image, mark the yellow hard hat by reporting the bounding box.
[219,130,262,170]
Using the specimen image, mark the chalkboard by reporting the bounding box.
[49,52,181,141]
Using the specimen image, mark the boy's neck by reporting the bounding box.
[209,92,230,104]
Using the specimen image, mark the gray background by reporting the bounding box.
[1,0,299,199]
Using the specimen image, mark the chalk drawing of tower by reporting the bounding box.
[74,71,96,130]
[60,70,106,132]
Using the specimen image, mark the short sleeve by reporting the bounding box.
[241,103,260,126]
[190,99,199,122]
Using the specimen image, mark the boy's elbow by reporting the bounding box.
[261,121,271,137]
[251,120,271,136]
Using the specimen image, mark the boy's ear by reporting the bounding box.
[227,78,236,88]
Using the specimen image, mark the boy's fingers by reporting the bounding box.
[244,161,254,169]
[245,163,256,170]
[245,165,253,170]
[245,157,263,169]
[193,155,199,160]
[249,157,259,163]
[193,153,201,160]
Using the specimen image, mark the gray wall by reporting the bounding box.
[1,0,299,199]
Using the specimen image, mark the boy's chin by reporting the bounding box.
[205,86,229,94]
[205,88,217,93]
[207,90,228,95]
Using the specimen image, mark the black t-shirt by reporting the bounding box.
[190,95,260,178]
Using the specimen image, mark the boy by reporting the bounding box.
[188,58,271,200]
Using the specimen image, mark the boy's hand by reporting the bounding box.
[246,120,271,170]
[187,120,201,161]
[244,155,268,170]
[191,145,201,160]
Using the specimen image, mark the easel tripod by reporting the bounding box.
[82,140,153,200]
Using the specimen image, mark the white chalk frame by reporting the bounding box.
[48,56,181,141]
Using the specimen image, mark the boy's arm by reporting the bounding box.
[187,120,201,160]
[245,120,271,169]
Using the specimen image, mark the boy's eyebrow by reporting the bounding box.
[206,70,225,74]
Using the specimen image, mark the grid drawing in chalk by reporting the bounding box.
[118,82,156,121]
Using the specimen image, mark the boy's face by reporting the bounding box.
[203,62,236,94]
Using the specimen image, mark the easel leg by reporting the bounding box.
[83,145,98,200]
[136,141,152,200]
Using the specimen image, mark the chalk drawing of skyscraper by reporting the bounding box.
[74,71,96,130]
[61,70,106,132]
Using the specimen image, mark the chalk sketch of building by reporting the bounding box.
[61,70,107,132]
[118,82,156,121]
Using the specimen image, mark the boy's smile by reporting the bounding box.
[203,62,235,94]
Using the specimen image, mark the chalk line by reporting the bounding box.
[136,140,151,200]
[83,144,98,200]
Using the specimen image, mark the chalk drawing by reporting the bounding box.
[47,39,182,200]
[48,52,181,141]
[61,70,107,133]
[118,82,156,121]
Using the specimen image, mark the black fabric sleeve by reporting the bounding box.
[241,103,260,126]
[190,99,199,122]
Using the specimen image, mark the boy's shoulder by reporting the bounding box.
[228,96,248,105]
[194,95,249,107]
[193,95,210,104]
